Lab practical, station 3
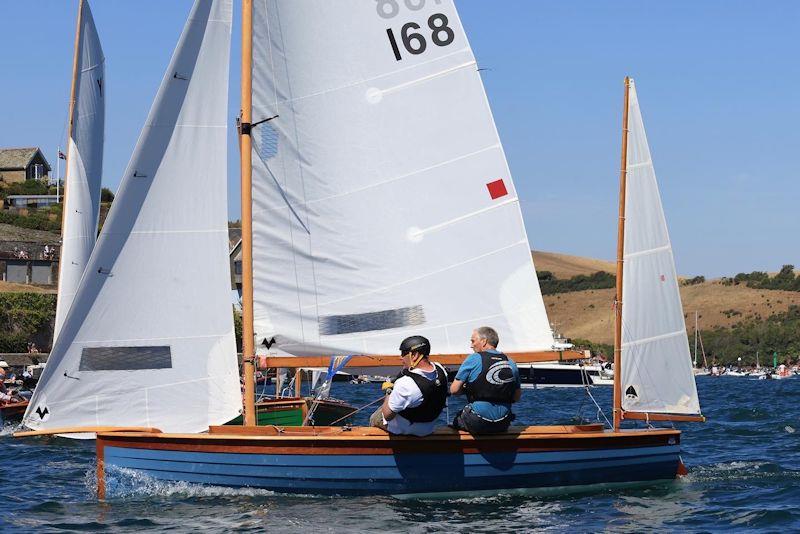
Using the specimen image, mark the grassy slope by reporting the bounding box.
[538,252,800,345]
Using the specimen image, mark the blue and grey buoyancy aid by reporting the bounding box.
[465,352,517,404]
[398,363,448,423]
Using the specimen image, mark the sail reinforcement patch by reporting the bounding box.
[79,346,172,371]
[319,306,426,335]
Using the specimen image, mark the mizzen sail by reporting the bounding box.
[55,0,105,341]
[620,80,701,415]
[249,0,553,357]
[24,0,240,434]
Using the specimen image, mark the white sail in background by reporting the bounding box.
[250,0,553,356]
[24,0,240,434]
[620,80,701,415]
[55,0,105,341]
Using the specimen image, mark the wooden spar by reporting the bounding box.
[294,369,302,397]
[261,350,588,369]
[622,412,706,423]
[14,426,162,438]
[240,0,256,426]
[613,76,631,431]
[55,0,85,307]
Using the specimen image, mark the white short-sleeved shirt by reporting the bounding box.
[385,365,443,436]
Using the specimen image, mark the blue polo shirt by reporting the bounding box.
[455,349,520,420]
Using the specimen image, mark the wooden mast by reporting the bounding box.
[240,0,256,426]
[56,0,85,306]
[612,76,631,431]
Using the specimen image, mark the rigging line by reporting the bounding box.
[328,395,385,427]
[255,149,310,235]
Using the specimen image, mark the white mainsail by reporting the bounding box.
[24,0,240,434]
[250,0,553,357]
[55,0,105,341]
[620,79,701,415]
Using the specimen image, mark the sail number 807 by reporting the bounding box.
[386,13,455,61]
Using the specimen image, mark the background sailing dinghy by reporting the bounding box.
[8,0,107,423]
[93,1,702,497]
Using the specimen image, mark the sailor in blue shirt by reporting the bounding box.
[450,326,521,434]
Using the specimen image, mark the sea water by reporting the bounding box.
[2,376,799,532]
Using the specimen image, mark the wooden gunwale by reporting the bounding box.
[96,426,680,456]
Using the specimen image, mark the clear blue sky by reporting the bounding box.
[2,1,798,277]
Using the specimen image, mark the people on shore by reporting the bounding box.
[369,335,448,436]
[450,326,521,434]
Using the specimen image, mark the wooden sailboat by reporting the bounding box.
[92,2,701,498]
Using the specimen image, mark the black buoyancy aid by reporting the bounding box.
[398,363,448,423]
[465,351,517,404]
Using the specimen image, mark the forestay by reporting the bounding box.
[55,0,105,341]
[24,0,240,435]
[620,80,701,415]
[250,0,553,356]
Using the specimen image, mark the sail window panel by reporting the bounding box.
[319,305,426,335]
[80,346,172,371]
[255,235,550,355]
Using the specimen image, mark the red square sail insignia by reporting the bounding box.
[486,179,508,200]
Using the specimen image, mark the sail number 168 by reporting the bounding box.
[386,13,455,61]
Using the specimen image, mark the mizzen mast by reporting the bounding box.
[239,0,256,426]
[612,76,631,431]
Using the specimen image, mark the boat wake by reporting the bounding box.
[686,461,800,484]
[97,466,277,500]
[0,422,23,437]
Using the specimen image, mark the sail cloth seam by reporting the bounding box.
[409,197,519,239]
[79,62,104,74]
[251,143,502,215]
[379,60,477,96]
[36,377,223,410]
[316,239,529,308]
[75,332,233,344]
[627,160,652,170]
[622,328,686,349]
[271,53,475,106]
[623,244,670,260]
[101,229,229,236]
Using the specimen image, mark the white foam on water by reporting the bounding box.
[0,422,23,437]
[95,466,278,500]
